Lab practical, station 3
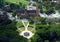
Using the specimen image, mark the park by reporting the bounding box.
[0,0,60,42]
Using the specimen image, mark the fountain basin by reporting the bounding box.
[20,30,34,39]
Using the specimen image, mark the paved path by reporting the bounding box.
[22,20,29,30]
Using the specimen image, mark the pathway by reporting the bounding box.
[22,20,29,30]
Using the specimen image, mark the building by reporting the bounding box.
[16,9,37,19]
[42,0,60,3]
[16,0,39,19]
[52,0,60,4]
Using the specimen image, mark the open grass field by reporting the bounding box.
[5,0,29,5]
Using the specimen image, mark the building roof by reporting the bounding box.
[16,10,25,13]
[16,10,36,14]
[27,10,36,13]
[26,5,36,10]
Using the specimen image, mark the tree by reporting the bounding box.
[36,17,46,24]
[0,11,12,25]
[5,0,29,10]
[43,1,56,15]
[0,22,28,42]
[55,3,60,12]
[0,0,5,8]
[31,34,42,42]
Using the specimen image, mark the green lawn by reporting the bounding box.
[5,0,29,5]
[16,21,23,28]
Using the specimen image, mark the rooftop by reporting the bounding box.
[16,10,36,14]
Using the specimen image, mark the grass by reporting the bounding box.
[5,0,29,5]
[16,20,25,32]
[17,27,25,32]
[16,20,23,28]
[28,23,36,33]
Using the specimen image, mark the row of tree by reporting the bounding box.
[30,17,60,42]
[39,1,60,15]
[0,21,28,42]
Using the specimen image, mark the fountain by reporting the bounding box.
[24,32,30,37]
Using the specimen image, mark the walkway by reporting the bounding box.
[22,20,29,31]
